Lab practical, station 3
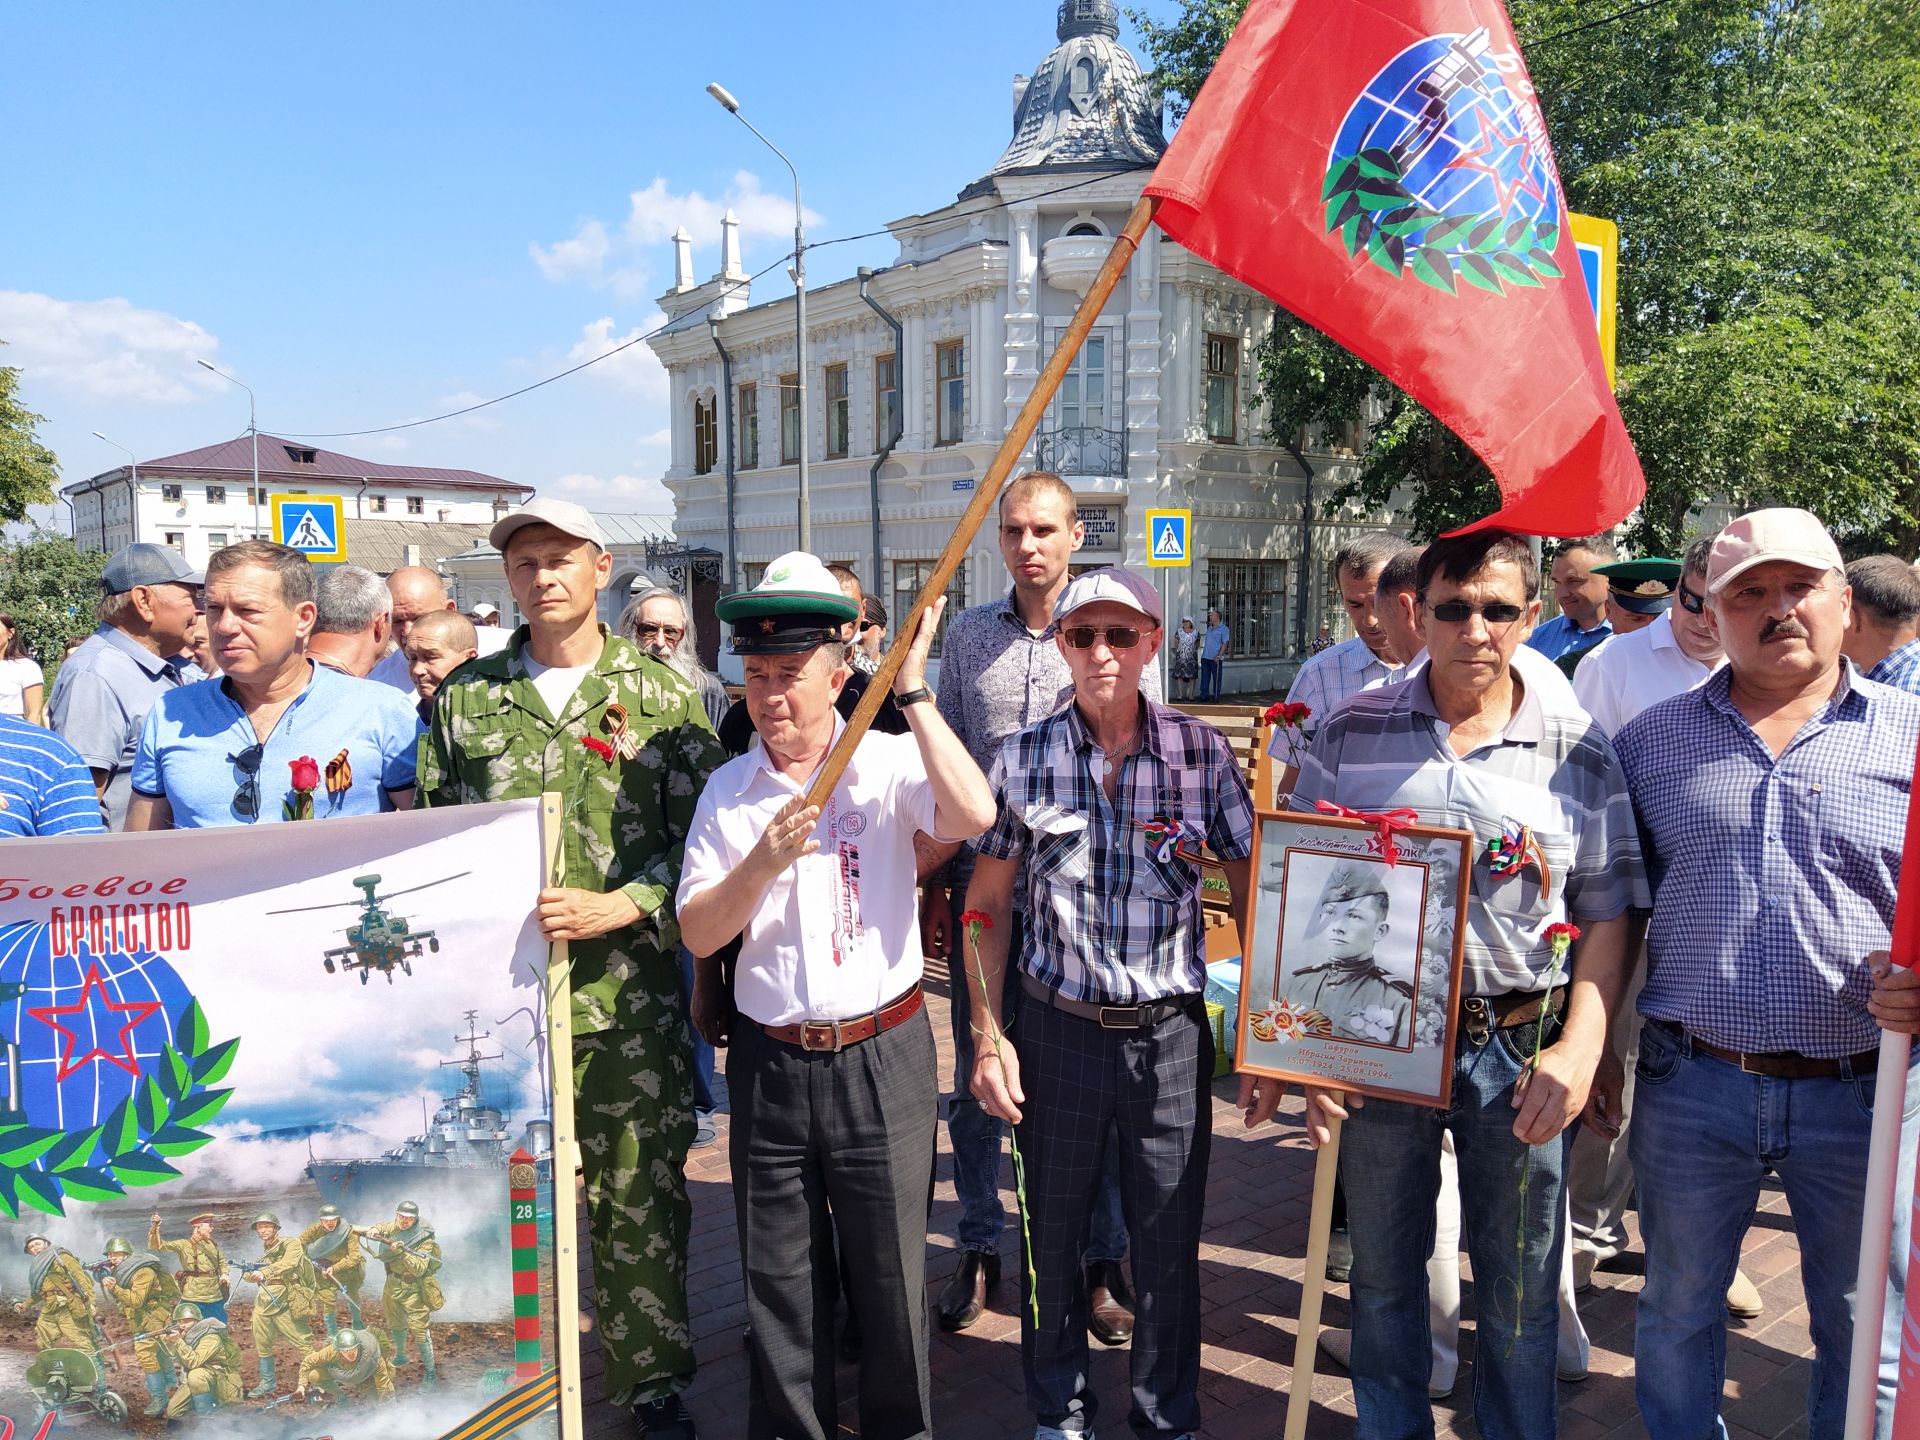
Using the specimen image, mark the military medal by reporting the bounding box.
[603,704,641,760]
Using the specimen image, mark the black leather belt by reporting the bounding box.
[1020,972,1201,1030]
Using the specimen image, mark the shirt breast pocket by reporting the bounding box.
[459,728,521,789]
[1472,827,1575,922]
[1026,805,1092,887]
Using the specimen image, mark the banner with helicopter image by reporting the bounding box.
[0,800,572,1440]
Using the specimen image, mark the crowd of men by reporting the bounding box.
[2,480,1917,1440]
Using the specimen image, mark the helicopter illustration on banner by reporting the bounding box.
[267,871,470,983]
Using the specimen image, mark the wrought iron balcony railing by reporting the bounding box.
[1032,426,1128,478]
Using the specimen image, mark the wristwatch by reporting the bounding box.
[895,686,934,707]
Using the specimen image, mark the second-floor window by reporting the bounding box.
[1059,334,1107,430]
[875,353,900,450]
[780,372,800,464]
[204,485,226,505]
[161,484,183,502]
[693,394,717,475]
[1205,333,1239,443]
[407,497,424,515]
[739,383,759,469]
[825,364,849,458]
[936,340,965,446]
[369,495,388,513]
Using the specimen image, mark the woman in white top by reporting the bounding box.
[0,615,44,725]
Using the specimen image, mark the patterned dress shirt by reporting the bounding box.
[1614,664,1920,1057]
[1271,635,1402,759]
[976,699,1255,1004]
[1869,636,1920,695]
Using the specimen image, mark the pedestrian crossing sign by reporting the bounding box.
[1146,509,1191,569]
[271,495,347,562]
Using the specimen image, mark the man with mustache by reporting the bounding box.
[1613,508,1920,1440]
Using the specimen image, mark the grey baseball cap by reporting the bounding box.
[488,498,606,553]
[1053,566,1164,626]
[100,542,203,594]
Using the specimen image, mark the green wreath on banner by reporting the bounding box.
[1323,149,1565,297]
[0,999,238,1216]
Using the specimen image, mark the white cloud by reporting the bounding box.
[565,313,670,402]
[546,470,675,512]
[0,291,226,403]
[529,217,611,284]
[435,389,505,431]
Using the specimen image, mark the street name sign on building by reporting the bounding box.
[1146,509,1192,569]
[1569,212,1620,390]
[270,494,348,562]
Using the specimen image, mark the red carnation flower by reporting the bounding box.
[959,910,993,930]
[1545,921,1581,946]
[580,735,617,763]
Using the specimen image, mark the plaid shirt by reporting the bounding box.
[977,699,1254,1003]
[1614,664,1920,1058]
[1289,669,1648,995]
[1870,637,1920,696]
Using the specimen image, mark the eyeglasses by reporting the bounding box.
[1677,580,1705,614]
[633,623,684,644]
[1061,625,1147,651]
[228,743,263,821]
[1427,600,1527,625]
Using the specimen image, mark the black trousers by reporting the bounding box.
[1016,989,1213,1438]
[731,1006,938,1440]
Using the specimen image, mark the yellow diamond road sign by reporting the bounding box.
[1147,510,1191,569]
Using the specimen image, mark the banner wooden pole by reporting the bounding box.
[541,792,586,1440]
[1283,1110,1344,1440]
[802,193,1160,810]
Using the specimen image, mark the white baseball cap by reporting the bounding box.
[488,498,606,553]
[1052,566,1164,626]
[1706,508,1844,596]
[469,602,499,619]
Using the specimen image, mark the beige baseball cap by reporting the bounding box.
[1053,566,1164,625]
[488,497,606,553]
[1706,508,1844,596]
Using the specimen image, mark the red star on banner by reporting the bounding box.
[27,964,162,1081]
[1445,106,1546,214]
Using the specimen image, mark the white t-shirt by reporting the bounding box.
[0,658,45,718]
[522,653,592,720]
[677,715,957,1026]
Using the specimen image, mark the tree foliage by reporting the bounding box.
[0,350,59,525]
[1134,0,1920,551]
[0,531,106,686]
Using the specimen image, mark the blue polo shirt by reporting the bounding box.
[131,661,422,828]
[0,716,104,837]
[48,625,194,831]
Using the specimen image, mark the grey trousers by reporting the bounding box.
[1569,946,1649,1260]
[731,1004,937,1440]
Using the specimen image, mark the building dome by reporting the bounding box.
[985,1,1167,179]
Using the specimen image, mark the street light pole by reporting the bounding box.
[90,431,138,548]
[707,82,810,550]
[196,359,260,540]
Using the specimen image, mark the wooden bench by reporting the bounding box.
[1169,703,1273,960]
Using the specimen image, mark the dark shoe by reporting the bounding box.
[633,1394,697,1439]
[936,1250,999,1331]
[1086,1260,1135,1346]
[839,1305,863,1363]
[691,1113,718,1149]
[1325,1226,1353,1285]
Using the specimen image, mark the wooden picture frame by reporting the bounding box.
[1237,809,1472,1108]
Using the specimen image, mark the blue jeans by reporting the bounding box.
[1199,657,1224,701]
[676,945,716,1115]
[1342,1016,1571,1440]
[1631,1021,1919,1440]
[950,946,1127,1263]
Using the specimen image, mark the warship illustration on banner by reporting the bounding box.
[305,1011,553,1211]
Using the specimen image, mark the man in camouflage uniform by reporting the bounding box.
[148,1211,230,1322]
[354,1200,443,1385]
[419,498,724,1440]
[162,1301,243,1419]
[241,1212,320,1399]
[99,1236,181,1416]
[297,1325,396,1405]
[20,1235,98,1359]
[299,1203,365,1336]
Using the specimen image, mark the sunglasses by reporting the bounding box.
[229,743,264,822]
[857,620,876,633]
[1427,600,1527,625]
[1678,580,1705,614]
[634,623,684,643]
[1061,625,1147,651]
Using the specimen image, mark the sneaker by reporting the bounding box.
[1557,1356,1591,1383]
[1034,1429,1093,1440]
[1726,1267,1764,1319]
[691,1113,718,1150]
[1572,1248,1597,1293]
[633,1394,697,1439]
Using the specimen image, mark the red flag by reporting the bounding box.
[1144,0,1645,537]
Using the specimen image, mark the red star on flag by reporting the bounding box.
[1445,106,1546,213]
[27,964,162,1081]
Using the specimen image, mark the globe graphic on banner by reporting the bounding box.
[0,920,189,1138]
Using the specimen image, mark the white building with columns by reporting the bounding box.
[649,0,1393,692]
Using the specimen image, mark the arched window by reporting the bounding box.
[1066,222,1103,238]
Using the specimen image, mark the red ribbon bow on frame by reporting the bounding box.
[1314,801,1420,866]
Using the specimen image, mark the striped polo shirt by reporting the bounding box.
[0,714,106,837]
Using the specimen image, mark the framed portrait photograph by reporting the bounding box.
[1237,809,1472,1108]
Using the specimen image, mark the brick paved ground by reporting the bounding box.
[574,962,1818,1439]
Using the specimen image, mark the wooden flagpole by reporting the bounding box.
[1284,1110,1343,1440]
[802,193,1160,810]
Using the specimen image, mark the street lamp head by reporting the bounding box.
[91,431,108,441]
[196,359,217,373]
[706,82,740,114]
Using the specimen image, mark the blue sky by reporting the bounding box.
[0,0,1179,528]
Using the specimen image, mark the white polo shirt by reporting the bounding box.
[678,714,951,1026]
[1571,611,1719,738]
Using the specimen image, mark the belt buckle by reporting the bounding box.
[1738,1051,1763,1076]
[800,1019,845,1053]
[1463,997,1492,1048]
[1097,1004,1145,1030]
